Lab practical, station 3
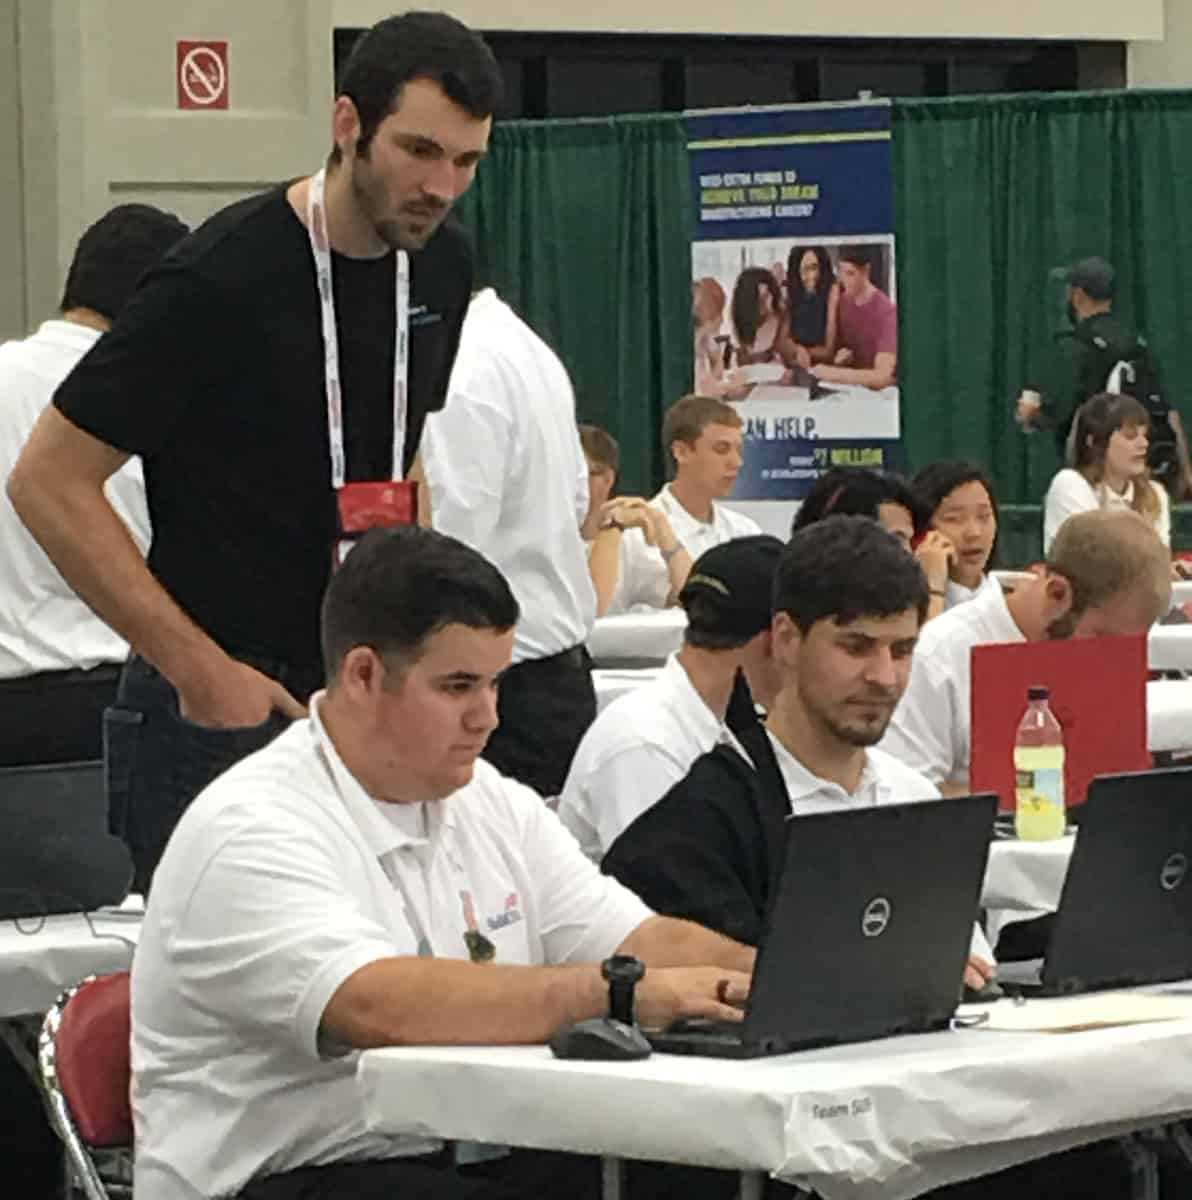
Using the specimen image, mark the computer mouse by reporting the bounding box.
[961,978,1005,1004]
[549,1016,652,1061]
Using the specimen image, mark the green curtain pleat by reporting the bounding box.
[893,89,1192,513]
[455,114,692,495]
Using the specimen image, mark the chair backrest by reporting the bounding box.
[41,972,133,1149]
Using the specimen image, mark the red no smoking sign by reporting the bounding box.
[177,40,229,110]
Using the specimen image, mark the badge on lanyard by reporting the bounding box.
[306,167,418,568]
[460,889,496,964]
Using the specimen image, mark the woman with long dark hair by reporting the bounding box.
[777,245,839,368]
[730,267,783,364]
[1044,392,1170,553]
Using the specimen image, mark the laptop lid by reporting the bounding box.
[0,760,131,918]
[970,635,1149,813]
[1042,767,1192,994]
[743,793,996,1048]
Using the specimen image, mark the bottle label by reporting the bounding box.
[1016,767,1063,808]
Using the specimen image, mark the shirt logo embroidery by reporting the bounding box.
[409,304,443,329]
[485,891,524,932]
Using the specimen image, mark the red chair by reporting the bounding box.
[38,972,133,1200]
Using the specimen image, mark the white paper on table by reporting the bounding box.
[960,991,1192,1033]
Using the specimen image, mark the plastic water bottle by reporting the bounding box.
[1013,685,1066,841]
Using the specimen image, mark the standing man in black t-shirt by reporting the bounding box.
[7,13,503,890]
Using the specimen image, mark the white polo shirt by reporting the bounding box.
[612,486,762,613]
[0,320,150,677]
[769,734,993,960]
[769,735,943,815]
[558,652,726,860]
[423,290,596,663]
[654,483,762,558]
[945,572,996,612]
[1043,467,1171,553]
[131,696,651,1200]
[880,579,1024,789]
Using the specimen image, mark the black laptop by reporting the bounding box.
[999,768,1192,997]
[650,792,997,1058]
[0,760,132,919]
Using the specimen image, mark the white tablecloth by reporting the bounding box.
[1149,625,1192,671]
[0,909,141,1019]
[357,1004,1192,1200]
[1148,678,1192,752]
[587,610,686,666]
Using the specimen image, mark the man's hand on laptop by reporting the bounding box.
[964,954,997,991]
[634,967,751,1030]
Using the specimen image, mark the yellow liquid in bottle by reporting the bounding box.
[1013,744,1066,840]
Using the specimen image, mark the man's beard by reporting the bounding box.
[352,161,447,252]
[804,683,897,748]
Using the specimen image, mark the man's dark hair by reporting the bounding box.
[775,515,929,632]
[912,459,1000,567]
[331,12,502,164]
[320,525,519,682]
[59,204,188,320]
[791,467,925,536]
[579,423,619,475]
[837,244,875,271]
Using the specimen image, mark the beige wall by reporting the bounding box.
[13,0,334,334]
[1130,0,1192,84]
[0,1,26,340]
[334,0,1162,41]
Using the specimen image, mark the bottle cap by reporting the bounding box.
[1027,685,1049,701]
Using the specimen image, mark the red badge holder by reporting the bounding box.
[334,480,418,567]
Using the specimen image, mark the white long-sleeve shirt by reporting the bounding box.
[422,291,596,663]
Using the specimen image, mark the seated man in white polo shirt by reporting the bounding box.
[608,395,761,611]
[880,508,1170,792]
[131,526,755,1200]
[558,535,784,861]
[603,515,993,988]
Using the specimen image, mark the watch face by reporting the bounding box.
[603,954,645,983]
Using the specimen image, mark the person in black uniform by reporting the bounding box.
[7,12,503,890]
[1016,256,1192,496]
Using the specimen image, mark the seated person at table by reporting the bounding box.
[602,516,994,988]
[131,527,755,1200]
[579,423,693,615]
[792,466,954,621]
[612,395,761,611]
[559,536,783,861]
[810,244,897,391]
[1043,392,1171,554]
[881,509,1170,792]
[913,460,1001,611]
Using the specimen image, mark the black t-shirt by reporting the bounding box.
[54,185,472,671]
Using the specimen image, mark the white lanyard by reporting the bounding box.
[306,167,409,487]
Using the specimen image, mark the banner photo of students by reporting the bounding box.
[689,101,900,529]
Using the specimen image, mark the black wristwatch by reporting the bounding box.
[601,954,646,1025]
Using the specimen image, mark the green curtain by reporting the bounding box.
[455,114,692,495]
[893,89,1192,509]
[455,91,1192,527]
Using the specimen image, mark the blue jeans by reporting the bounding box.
[105,654,318,893]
